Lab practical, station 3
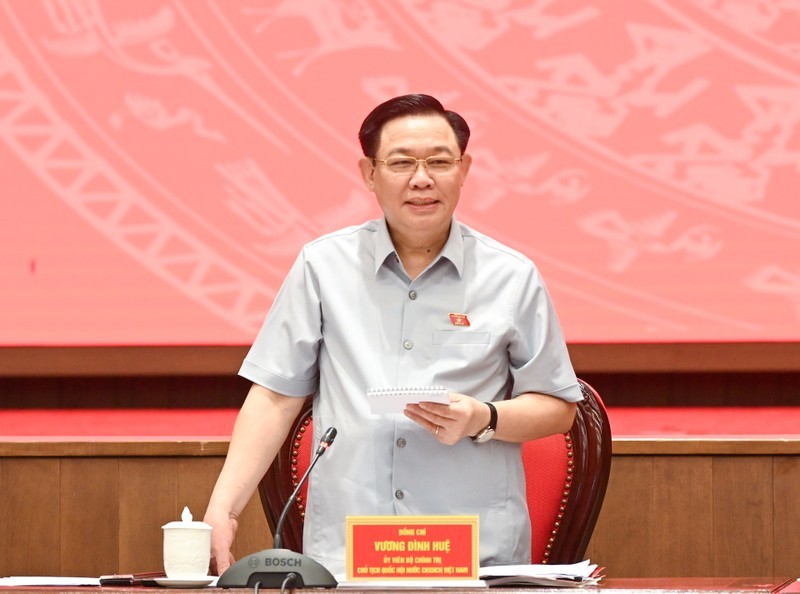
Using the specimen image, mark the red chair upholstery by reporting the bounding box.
[524,380,611,563]
[258,379,611,563]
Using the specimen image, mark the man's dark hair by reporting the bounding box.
[358,94,470,157]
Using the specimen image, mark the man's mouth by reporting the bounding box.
[406,198,438,206]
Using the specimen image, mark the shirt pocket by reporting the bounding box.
[433,330,490,345]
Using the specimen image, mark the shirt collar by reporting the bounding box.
[373,217,464,277]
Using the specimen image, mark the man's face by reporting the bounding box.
[358,114,471,240]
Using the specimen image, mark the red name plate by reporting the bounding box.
[346,515,479,581]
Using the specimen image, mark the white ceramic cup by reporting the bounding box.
[162,519,212,579]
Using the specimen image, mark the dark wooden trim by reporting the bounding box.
[0,346,249,377]
[0,439,230,457]
[1,342,798,376]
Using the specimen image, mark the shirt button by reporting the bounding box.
[396,438,406,448]
[403,340,413,350]
[395,489,404,500]
[408,290,417,300]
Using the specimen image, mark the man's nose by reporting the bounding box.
[409,160,434,186]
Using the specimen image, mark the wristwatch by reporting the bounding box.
[471,401,497,443]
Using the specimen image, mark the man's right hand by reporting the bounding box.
[204,507,238,576]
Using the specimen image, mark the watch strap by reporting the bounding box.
[471,401,497,442]
[485,401,497,431]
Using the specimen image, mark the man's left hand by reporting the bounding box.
[403,393,488,445]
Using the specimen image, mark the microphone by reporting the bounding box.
[274,426,336,550]
[217,427,339,589]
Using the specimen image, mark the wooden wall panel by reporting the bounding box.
[587,453,795,578]
[3,371,799,409]
[773,456,800,575]
[712,457,773,577]
[0,375,248,408]
[585,457,656,577]
[0,459,61,576]
[118,458,178,574]
[0,454,270,578]
[3,444,800,579]
[4,344,799,376]
[652,457,714,577]
[176,458,219,529]
[60,458,119,576]
[580,372,800,407]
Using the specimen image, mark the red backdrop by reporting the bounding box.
[1,0,799,345]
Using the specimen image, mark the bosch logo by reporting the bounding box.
[263,558,302,567]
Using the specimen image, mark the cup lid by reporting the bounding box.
[162,506,212,530]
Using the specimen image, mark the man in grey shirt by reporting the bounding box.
[205,94,583,576]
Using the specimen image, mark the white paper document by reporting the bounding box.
[366,386,449,415]
[479,560,602,588]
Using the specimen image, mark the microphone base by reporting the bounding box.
[217,548,337,589]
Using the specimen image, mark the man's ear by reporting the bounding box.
[357,157,376,192]
[458,153,473,187]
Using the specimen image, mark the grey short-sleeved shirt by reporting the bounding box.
[240,217,582,574]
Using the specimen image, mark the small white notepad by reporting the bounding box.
[367,386,449,414]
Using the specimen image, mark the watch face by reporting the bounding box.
[474,427,495,443]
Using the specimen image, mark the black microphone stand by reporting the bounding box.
[217,428,338,589]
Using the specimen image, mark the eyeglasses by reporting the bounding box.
[372,155,462,175]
